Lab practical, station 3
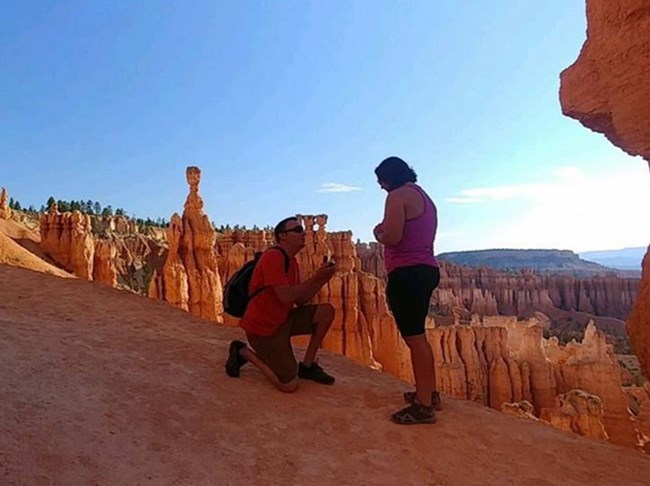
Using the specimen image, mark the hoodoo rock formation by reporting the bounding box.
[421,319,642,447]
[357,247,639,323]
[544,323,639,446]
[215,228,273,283]
[0,188,12,220]
[293,214,379,369]
[540,390,609,441]
[93,239,118,288]
[39,203,95,280]
[560,0,650,381]
[38,205,157,289]
[438,264,639,321]
[109,234,167,294]
[148,167,223,323]
[356,241,385,279]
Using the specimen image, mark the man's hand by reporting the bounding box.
[314,263,336,282]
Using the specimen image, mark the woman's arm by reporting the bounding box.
[376,190,405,246]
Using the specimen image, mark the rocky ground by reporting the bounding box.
[1,264,650,485]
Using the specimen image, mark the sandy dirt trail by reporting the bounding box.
[1,264,649,485]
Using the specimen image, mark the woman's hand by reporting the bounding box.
[378,190,405,246]
[373,223,384,242]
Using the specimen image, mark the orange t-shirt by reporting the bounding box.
[239,248,299,337]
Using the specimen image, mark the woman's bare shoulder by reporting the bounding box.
[390,185,412,197]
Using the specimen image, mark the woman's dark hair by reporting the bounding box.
[374,156,417,190]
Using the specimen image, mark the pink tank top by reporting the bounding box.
[384,183,438,274]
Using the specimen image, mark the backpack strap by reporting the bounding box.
[248,246,291,300]
[269,246,290,273]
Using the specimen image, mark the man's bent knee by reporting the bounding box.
[277,377,299,393]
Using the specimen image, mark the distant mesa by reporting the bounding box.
[437,248,637,277]
[578,247,647,271]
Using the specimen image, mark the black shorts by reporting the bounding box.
[386,265,440,337]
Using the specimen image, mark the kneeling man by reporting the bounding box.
[225,216,336,392]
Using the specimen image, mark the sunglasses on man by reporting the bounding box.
[282,225,305,234]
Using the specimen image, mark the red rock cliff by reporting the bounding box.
[560,0,650,380]
[628,248,650,386]
[560,0,650,161]
[39,204,95,279]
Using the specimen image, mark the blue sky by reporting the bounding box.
[2,1,649,252]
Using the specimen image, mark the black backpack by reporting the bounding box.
[223,246,290,318]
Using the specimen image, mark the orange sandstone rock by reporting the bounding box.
[540,390,609,441]
[150,168,223,323]
[501,401,537,421]
[560,0,650,382]
[626,383,650,451]
[215,230,271,283]
[0,188,12,220]
[93,239,117,287]
[628,247,650,388]
[292,216,378,368]
[544,322,639,447]
[39,205,95,279]
[560,0,650,162]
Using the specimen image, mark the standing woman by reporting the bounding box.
[373,156,441,425]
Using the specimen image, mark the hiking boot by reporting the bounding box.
[391,402,437,425]
[298,362,335,385]
[403,390,442,411]
[225,340,247,378]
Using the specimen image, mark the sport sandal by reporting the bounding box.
[403,390,442,411]
[391,402,437,425]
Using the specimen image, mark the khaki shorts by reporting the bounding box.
[246,305,318,384]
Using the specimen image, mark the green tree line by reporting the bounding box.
[213,223,274,232]
[8,196,169,228]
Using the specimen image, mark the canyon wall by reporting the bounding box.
[38,203,165,290]
[560,0,650,381]
[357,246,639,322]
